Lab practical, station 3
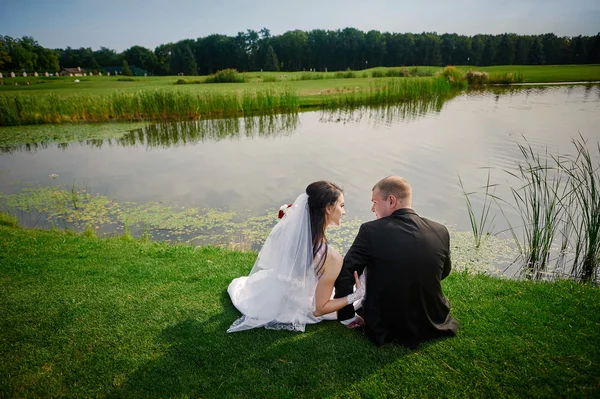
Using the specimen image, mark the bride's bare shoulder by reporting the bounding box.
[324,245,342,270]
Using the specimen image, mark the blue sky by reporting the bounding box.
[1,0,598,51]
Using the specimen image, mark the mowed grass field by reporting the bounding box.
[0,222,599,398]
[1,65,598,99]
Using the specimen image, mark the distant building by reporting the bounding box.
[60,67,85,76]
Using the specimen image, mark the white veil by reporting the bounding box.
[227,193,319,332]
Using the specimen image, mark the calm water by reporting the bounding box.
[1,85,599,240]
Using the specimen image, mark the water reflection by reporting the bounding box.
[1,96,455,153]
[319,96,449,126]
[117,113,300,149]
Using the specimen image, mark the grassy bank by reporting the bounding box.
[0,223,599,398]
[0,65,598,126]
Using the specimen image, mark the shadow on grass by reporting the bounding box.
[108,292,416,398]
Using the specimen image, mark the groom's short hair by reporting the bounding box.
[373,176,412,201]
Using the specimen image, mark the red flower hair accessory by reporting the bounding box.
[278,203,293,219]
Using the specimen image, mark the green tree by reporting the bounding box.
[181,45,197,75]
[569,35,587,64]
[471,35,485,65]
[481,36,496,66]
[365,30,386,67]
[123,45,156,73]
[497,34,515,65]
[0,36,13,69]
[94,47,119,67]
[121,60,133,76]
[264,45,279,71]
[528,37,546,64]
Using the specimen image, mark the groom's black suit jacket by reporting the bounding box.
[335,208,458,347]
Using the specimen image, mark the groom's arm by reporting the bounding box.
[335,223,370,321]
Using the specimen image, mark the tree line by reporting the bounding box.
[1,29,599,75]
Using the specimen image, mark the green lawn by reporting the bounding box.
[1,223,599,398]
[456,64,600,83]
[1,65,598,98]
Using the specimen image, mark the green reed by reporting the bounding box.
[0,88,300,126]
[458,171,497,249]
[321,76,453,109]
[558,136,600,282]
[496,142,571,280]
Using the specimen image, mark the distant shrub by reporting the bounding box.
[298,72,325,80]
[204,69,246,84]
[117,77,137,82]
[335,69,357,79]
[175,79,203,85]
[439,66,467,89]
[262,75,277,82]
[409,67,434,77]
[488,72,525,85]
[465,70,490,85]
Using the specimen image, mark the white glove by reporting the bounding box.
[346,271,365,305]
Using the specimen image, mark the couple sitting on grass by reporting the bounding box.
[227,176,458,347]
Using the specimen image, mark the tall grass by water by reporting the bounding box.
[501,143,569,280]
[321,76,458,109]
[560,136,600,281]
[0,88,299,126]
[458,171,497,249]
[466,136,600,281]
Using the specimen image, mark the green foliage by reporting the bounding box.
[334,69,357,79]
[487,72,525,84]
[117,77,137,82]
[262,75,277,82]
[264,45,279,72]
[0,211,18,227]
[439,66,467,89]
[458,171,496,249]
[489,137,600,281]
[298,72,326,80]
[464,70,489,85]
[0,87,299,125]
[204,69,246,84]
[321,76,454,109]
[82,223,96,238]
[558,136,600,282]
[372,68,410,78]
[121,60,133,76]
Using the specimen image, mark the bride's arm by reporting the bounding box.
[313,251,362,317]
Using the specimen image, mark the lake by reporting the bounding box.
[1,84,599,274]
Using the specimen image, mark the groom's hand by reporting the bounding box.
[345,315,364,329]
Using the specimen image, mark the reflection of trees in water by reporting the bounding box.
[117,113,300,148]
[318,95,452,127]
[0,114,300,153]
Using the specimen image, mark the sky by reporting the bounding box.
[1,0,599,51]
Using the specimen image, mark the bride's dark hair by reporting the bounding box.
[306,181,343,252]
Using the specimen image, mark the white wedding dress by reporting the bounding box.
[228,193,365,333]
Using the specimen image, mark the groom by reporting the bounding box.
[334,176,458,347]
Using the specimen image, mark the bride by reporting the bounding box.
[227,181,365,332]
